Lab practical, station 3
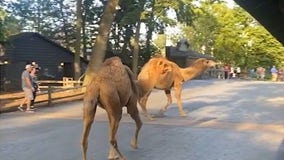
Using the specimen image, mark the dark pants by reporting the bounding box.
[224,71,229,79]
[31,91,37,106]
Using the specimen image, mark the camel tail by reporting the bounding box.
[124,66,139,96]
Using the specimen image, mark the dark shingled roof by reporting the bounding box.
[166,46,214,60]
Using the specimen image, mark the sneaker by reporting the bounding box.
[18,106,24,112]
[31,106,37,110]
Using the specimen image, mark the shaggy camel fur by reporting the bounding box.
[137,57,215,120]
[81,57,142,160]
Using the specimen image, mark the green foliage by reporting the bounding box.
[3,0,284,73]
[153,33,166,52]
[176,0,284,71]
[5,0,76,49]
[0,8,6,41]
[0,6,21,42]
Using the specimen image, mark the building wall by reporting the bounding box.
[0,33,79,91]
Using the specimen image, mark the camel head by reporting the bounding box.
[180,58,216,81]
[193,58,216,69]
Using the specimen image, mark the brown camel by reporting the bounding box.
[137,57,216,120]
[81,57,142,160]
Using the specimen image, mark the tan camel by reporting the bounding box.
[81,56,142,160]
[137,57,216,120]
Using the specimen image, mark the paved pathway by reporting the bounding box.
[0,80,284,160]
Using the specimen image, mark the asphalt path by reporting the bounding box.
[1,80,284,160]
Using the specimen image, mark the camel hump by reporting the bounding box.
[97,56,127,82]
[85,56,125,101]
[156,59,172,74]
[141,57,172,75]
[102,56,122,67]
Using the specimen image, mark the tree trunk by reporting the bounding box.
[83,0,120,86]
[74,0,82,82]
[82,12,87,59]
[121,27,133,54]
[131,0,146,77]
[132,21,141,78]
[59,0,71,50]
[145,0,155,62]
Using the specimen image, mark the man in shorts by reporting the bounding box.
[18,64,35,112]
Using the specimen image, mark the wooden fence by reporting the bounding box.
[0,80,85,113]
[37,79,83,88]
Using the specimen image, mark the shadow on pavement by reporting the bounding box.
[276,137,284,160]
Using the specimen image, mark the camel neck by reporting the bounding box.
[180,66,205,81]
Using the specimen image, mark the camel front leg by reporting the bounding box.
[159,89,172,115]
[81,100,97,160]
[173,83,187,117]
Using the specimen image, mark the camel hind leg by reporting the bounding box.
[126,96,142,149]
[159,89,172,115]
[106,107,125,160]
[138,92,153,120]
[81,99,97,160]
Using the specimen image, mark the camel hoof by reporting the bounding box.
[130,139,138,149]
[131,143,138,149]
[108,156,119,160]
[144,114,154,121]
[179,111,188,117]
[148,116,154,121]
[108,156,126,160]
[159,109,166,115]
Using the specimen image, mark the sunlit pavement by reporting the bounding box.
[1,80,284,160]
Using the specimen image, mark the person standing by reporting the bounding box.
[236,67,241,79]
[18,64,35,112]
[249,68,255,79]
[277,68,284,81]
[260,67,266,80]
[30,66,39,109]
[270,65,278,82]
[230,67,235,79]
[224,64,230,79]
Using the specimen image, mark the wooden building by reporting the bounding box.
[166,39,214,68]
[0,32,87,91]
[165,40,216,79]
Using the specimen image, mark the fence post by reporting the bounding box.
[48,85,52,106]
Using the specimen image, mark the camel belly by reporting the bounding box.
[154,82,173,90]
[153,72,175,90]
